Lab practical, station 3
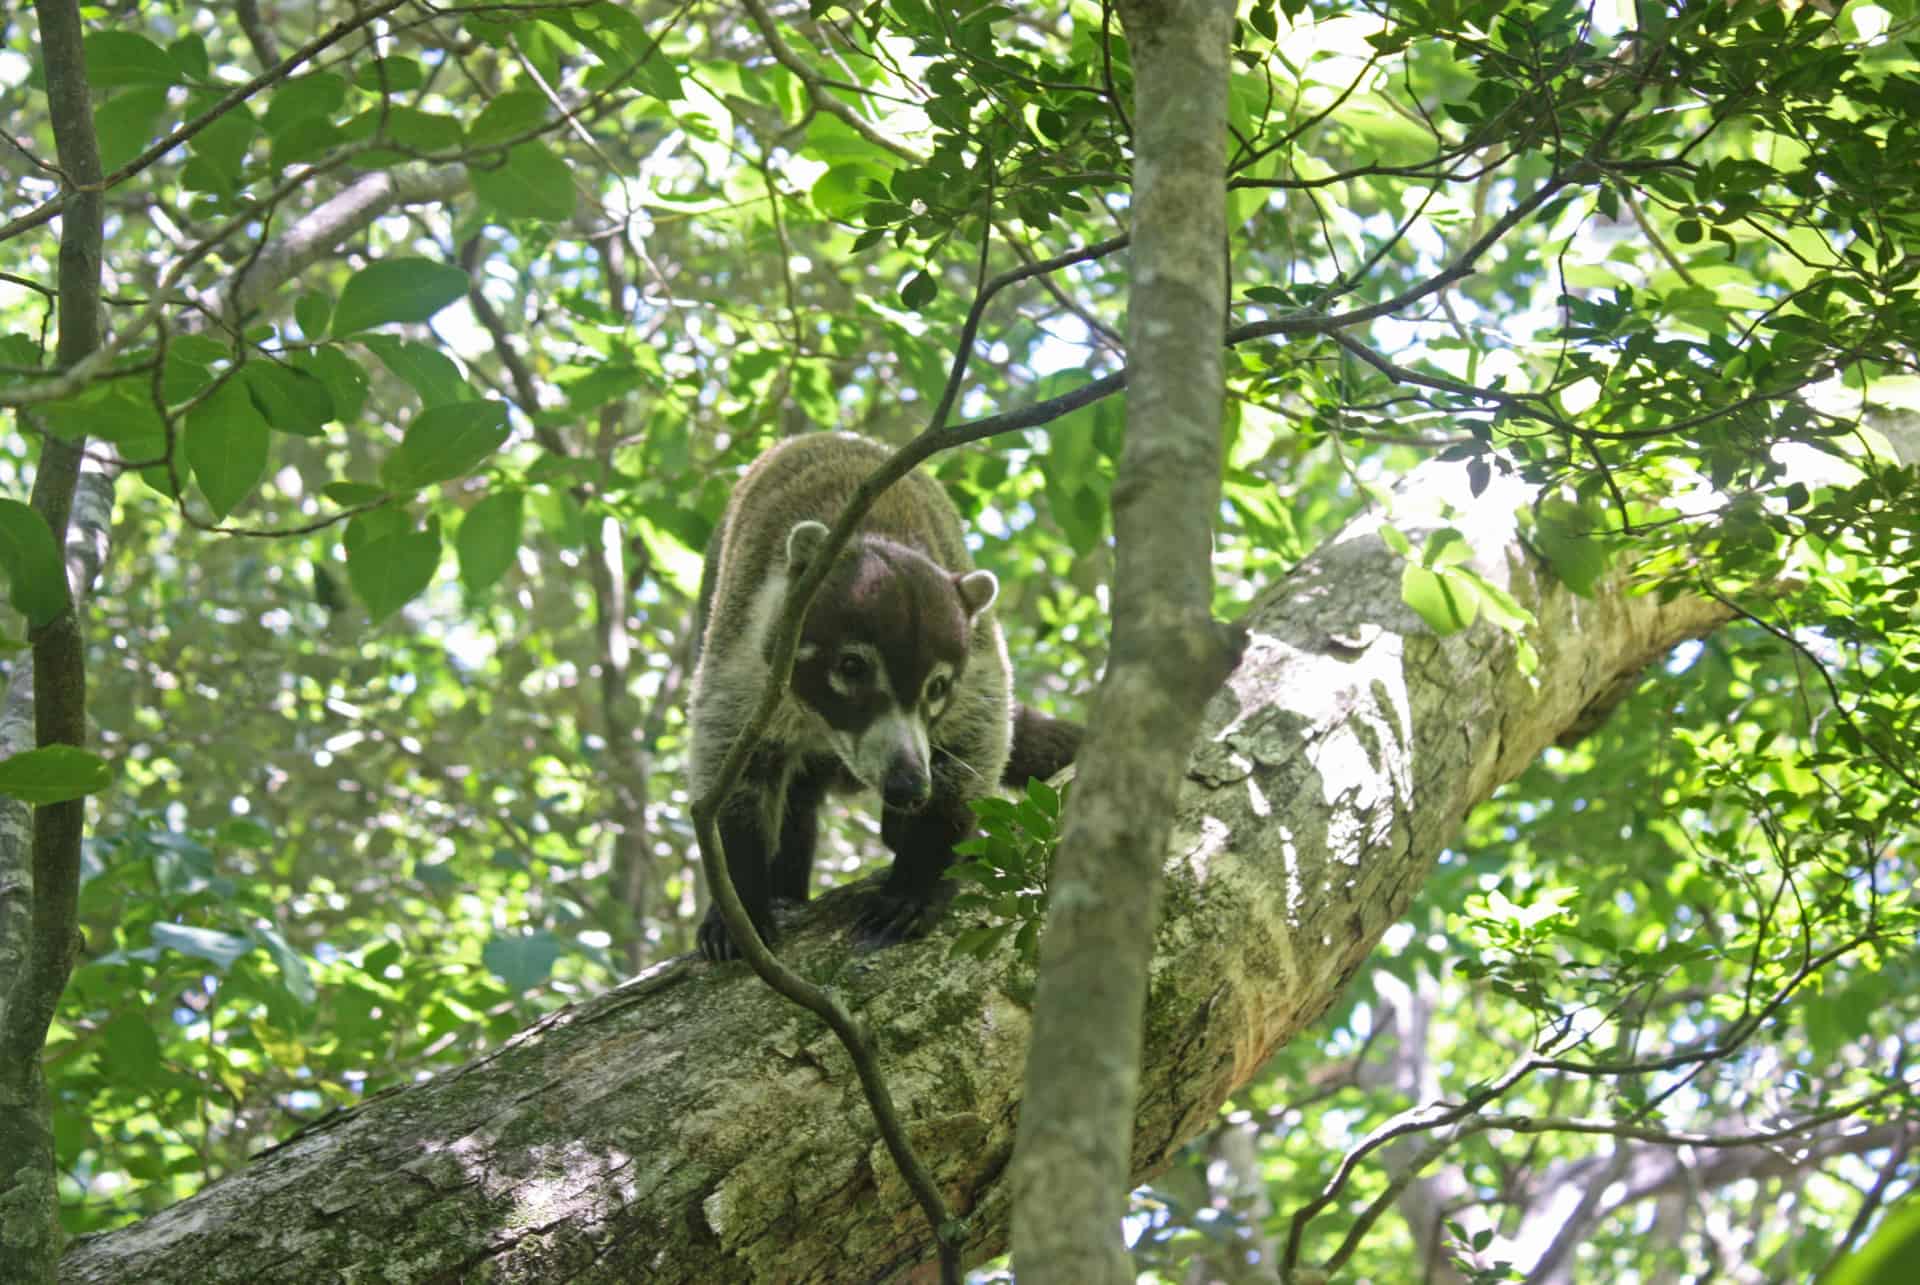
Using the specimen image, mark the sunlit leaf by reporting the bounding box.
[0,746,111,804]
[483,931,561,994]
[380,401,511,491]
[185,379,270,519]
[151,923,253,970]
[85,32,180,88]
[457,490,524,594]
[0,500,70,626]
[331,258,470,337]
[345,518,442,618]
[471,142,576,222]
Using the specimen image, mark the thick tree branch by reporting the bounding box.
[230,164,471,318]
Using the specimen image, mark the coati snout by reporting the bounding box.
[686,432,1072,962]
[784,519,996,813]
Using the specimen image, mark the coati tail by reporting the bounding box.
[1002,703,1083,787]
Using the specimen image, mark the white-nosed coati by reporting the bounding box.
[689,431,1081,961]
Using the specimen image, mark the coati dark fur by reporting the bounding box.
[1004,703,1082,790]
[689,431,1078,961]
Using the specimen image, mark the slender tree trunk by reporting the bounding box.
[1012,2,1239,1279]
[0,3,103,1279]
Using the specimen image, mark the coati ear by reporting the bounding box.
[955,569,998,623]
[785,520,831,574]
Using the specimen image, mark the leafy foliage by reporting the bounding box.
[950,777,1066,964]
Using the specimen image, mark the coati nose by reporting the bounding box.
[882,761,931,810]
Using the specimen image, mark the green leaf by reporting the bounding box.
[269,115,345,171]
[1024,775,1060,820]
[297,346,370,422]
[457,490,525,594]
[1402,564,1479,634]
[185,380,271,519]
[321,483,384,508]
[345,509,407,550]
[158,334,227,407]
[0,745,111,804]
[559,362,652,412]
[900,270,938,309]
[359,335,472,407]
[1048,484,1105,558]
[532,489,587,549]
[467,91,550,146]
[1827,1193,1920,1285]
[216,818,273,847]
[353,55,423,93]
[100,1014,163,1071]
[242,362,334,436]
[330,258,470,337]
[95,87,170,172]
[471,142,577,223]
[294,292,333,340]
[36,379,166,447]
[181,93,257,193]
[378,107,464,154]
[1533,500,1612,596]
[262,73,348,136]
[151,923,254,970]
[380,401,512,492]
[1420,527,1474,569]
[0,500,71,626]
[346,518,442,618]
[322,481,385,506]
[168,34,209,81]
[483,931,561,994]
[810,163,876,219]
[1451,567,1536,633]
[85,32,180,87]
[252,924,317,1009]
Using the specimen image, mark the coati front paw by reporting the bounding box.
[696,904,773,962]
[853,884,953,951]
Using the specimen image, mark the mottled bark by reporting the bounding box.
[1011,1,1239,1281]
[61,458,1735,1283]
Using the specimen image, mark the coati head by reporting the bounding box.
[781,519,997,811]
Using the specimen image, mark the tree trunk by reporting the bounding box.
[1012,0,1237,1279]
[60,460,1735,1282]
[0,2,103,1278]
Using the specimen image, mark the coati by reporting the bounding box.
[688,431,1080,961]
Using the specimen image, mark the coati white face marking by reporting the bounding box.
[782,520,998,812]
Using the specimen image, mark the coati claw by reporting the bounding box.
[695,913,740,962]
[853,891,933,950]
[695,906,774,962]
[853,881,956,951]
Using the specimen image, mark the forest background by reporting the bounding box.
[3,0,1920,1281]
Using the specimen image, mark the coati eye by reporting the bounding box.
[836,653,871,681]
[925,675,951,704]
